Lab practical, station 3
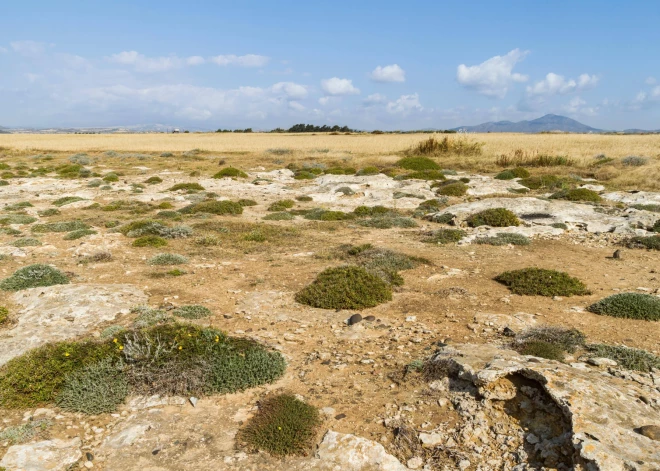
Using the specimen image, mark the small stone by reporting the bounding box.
[419,432,443,447]
[84,461,94,469]
[348,314,362,326]
[503,327,516,337]
[588,357,618,367]
[85,452,94,461]
[320,407,336,417]
[458,459,471,470]
[526,433,539,444]
[334,413,347,420]
[405,316,416,322]
[365,315,376,321]
[637,425,660,441]
[613,249,621,259]
[189,397,198,407]
[407,457,424,469]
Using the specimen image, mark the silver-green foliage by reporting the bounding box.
[0,264,69,291]
[172,305,213,319]
[148,253,189,266]
[0,419,51,444]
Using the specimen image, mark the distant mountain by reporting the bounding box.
[453,114,602,133]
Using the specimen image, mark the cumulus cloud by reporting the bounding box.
[456,49,529,98]
[10,40,50,56]
[321,77,360,96]
[370,64,405,83]
[629,85,660,110]
[288,101,306,112]
[209,54,269,67]
[318,96,332,106]
[527,73,599,96]
[186,56,205,66]
[562,96,598,116]
[386,93,423,114]
[107,51,198,72]
[270,81,308,100]
[363,93,388,105]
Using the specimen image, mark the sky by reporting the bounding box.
[1,0,659,131]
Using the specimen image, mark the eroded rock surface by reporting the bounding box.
[0,438,82,471]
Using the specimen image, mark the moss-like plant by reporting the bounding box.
[340,246,426,286]
[396,156,440,171]
[190,200,243,215]
[38,208,60,217]
[587,293,660,321]
[214,167,248,178]
[267,199,295,211]
[495,167,530,180]
[357,216,417,229]
[168,182,205,192]
[295,265,392,310]
[474,233,530,246]
[303,209,355,221]
[148,253,188,265]
[518,340,565,361]
[516,326,585,353]
[494,268,589,297]
[436,182,468,196]
[0,264,69,291]
[4,201,33,211]
[355,166,380,176]
[238,199,258,207]
[467,208,520,227]
[324,167,355,175]
[11,237,42,247]
[263,212,295,221]
[63,229,97,240]
[518,175,567,190]
[238,394,321,457]
[587,344,660,372]
[172,305,213,319]
[52,196,85,207]
[423,228,466,244]
[133,235,168,247]
[293,170,316,180]
[0,214,37,225]
[102,172,119,182]
[144,176,163,184]
[32,220,90,233]
[550,188,601,202]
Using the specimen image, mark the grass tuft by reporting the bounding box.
[148,253,188,265]
[172,305,213,319]
[474,233,530,246]
[63,229,97,240]
[550,188,601,202]
[423,228,466,244]
[396,156,440,171]
[190,200,243,215]
[168,182,205,192]
[133,235,168,247]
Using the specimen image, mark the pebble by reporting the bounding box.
[588,357,618,367]
[407,457,424,469]
[84,461,94,469]
[637,425,660,441]
[364,315,376,321]
[348,314,362,325]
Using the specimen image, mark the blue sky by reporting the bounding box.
[1,0,659,130]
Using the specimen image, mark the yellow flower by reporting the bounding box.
[214,336,220,342]
[113,338,118,343]
[278,426,282,430]
[64,352,70,357]
[118,345,124,351]
[188,334,192,337]
[178,346,183,350]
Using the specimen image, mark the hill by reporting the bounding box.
[453,114,603,133]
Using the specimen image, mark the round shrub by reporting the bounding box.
[494,268,589,297]
[467,208,520,227]
[133,235,168,248]
[495,170,515,180]
[191,200,243,215]
[474,233,530,246]
[11,237,42,247]
[102,173,119,182]
[436,182,468,197]
[587,293,660,321]
[495,167,530,180]
[0,264,69,291]
[517,326,586,353]
[214,167,248,178]
[355,166,380,176]
[296,195,313,202]
[52,196,85,207]
[295,265,392,310]
[518,175,566,190]
[396,156,440,171]
[587,344,660,372]
[518,340,565,361]
[263,212,295,221]
[55,358,129,414]
[144,176,163,184]
[293,170,316,180]
[238,394,320,457]
[148,253,188,266]
[550,188,601,202]
[423,229,466,244]
[238,199,258,207]
[168,182,205,192]
[626,235,660,250]
[63,229,97,240]
[267,199,295,211]
[172,305,213,319]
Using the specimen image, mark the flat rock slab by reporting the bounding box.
[0,438,82,471]
[0,283,147,366]
[431,343,660,470]
[316,430,409,470]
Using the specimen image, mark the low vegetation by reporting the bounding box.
[189,200,243,215]
[494,268,589,296]
[133,235,168,248]
[423,228,466,244]
[148,253,189,265]
[466,208,520,227]
[586,344,660,372]
[435,181,468,196]
[0,264,69,291]
[63,229,97,240]
[495,167,530,180]
[474,233,530,246]
[52,196,85,207]
[626,235,660,250]
[267,199,295,211]
[396,156,440,171]
[518,340,565,361]
[587,293,660,321]
[32,220,90,233]
[11,237,42,247]
[168,182,205,192]
[408,134,483,156]
[214,167,248,178]
[550,188,602,202]
[172,305,213,319]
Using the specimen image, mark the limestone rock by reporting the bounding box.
[0,438,82,471]
[316,430,409,470]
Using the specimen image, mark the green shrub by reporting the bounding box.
[355,166,380,176]
[341,246,425,285]
[133,235,168,247]
[38,208,60,217]
[101,200,154,214]
[494,268,589,297]
[353,205,391,217]
[398,170,446,181]
[550,188,601,202]
[144,176,163,184]
[551,222,568,230]
[4,201,33,211]
[131,306,171,328]
[56,164,88,179]
[0,306,8,325]
[102,173,119,182]
[0,264,69,291]
[652,219,660,232]
[467,208,520,227]
[168,182,205,192]
[415,199,446,214]
[631,204,660,213]
[516,326,585,353]
[396,156,440,171]
[263,212,295,221]
[324,167,355,175]
[436,182,468,196]
[335,186,355,196]
[587,293,660,321]
[296,195,313,202]
[244,230,266,242]
[63,229,97,240]
[356,216,417,229]
[52,196,85,207]
[303,209,354,221]
[190,200,243,215]
[474,233,530,246]
[148,253,188,265]
[155,210,181,220]
[55,358,129,414]
[495,170,516,180]
[172,305,213,319]
[119,220,192,239]
[295,265,392,310]
[518,340,565,361]
[293,170,317,180]
[0,419,51,444]
[268,199,295,211]
[586,344,660,372]
[158,202,174,209]
[518,175,568,190]
[32,220,89,233]
[214,167,248,178]
[0,180,9,186]
[626,235,660,250]
[11,237,42,247]
[238,199,258,207]
[0,214,37,225]
[238,394,320,457]
[423,228,466,244]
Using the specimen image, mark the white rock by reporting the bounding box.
[317,430,409,470]
[588,357,618,367]
[419,432,444,447]
[407,457,423,469]
[0,438,82,471]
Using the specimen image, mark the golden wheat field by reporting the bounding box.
[2,132,660,189]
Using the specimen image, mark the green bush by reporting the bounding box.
[296,195,313,202]
[52,196,85,207]
[494,268,589,297]
[626,235,660,250]
[4,201,33,211]
[32,220,90,233]
[356,216,417,229]
[238,199,258,207]
[263,212,295,221]
[0,306,8,325]
[268,199,295,211]
[415,199,446,214]
[353,205,391,217]
[355,166,380,176]
[155,210,181,220]
[168,182,205,192]
[38,208,60,217]
[238,394,320,457]
[56,164,87,179]
[295,265,392,309]
[324,167,355,175]
[518,175,568,190]
[148,253,188,265]
[63,229,97,240]
[631,204,660,213]
[436,182,468,196]
[423,228,465,244]
[516,326,585,353]
[587,293,660,321]
[466,208,520,227]
[0,214,37,225]
[172,305,213,319]
[133,235,168,248]
[396,156,440,171]
[587,344,660,372]
[131,306,171,328]
[144,176,163,184]
[0,264,69,291]
[214,167,248,178]
[518,340,565,361]
[102,173,119,182]
[342,246,425,285]
[190,200,243,215]
[550,188,602,202]
[244,230,266,242]
[119,220,192,239]
[474,233,530,246]
[495,167,530,180]
[293,170,316,180]
[55,358,129,414]
[101,200,154,214]
[303,209,354,221]
[11,237,42,247]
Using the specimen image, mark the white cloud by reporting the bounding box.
[318,97,332,106]
[386,93,422,114]
[186,56,205,66]
[209,54,269,67]
[562,96,598,116]
[288,101,306,112]
[370,64,405,83]
[363,93,388,105]
[527,73,599,96]
[10,40,50,56]
[321,77,360,96]
[645,77,657,85]
[270,82,308,100]
[456,49,529,98]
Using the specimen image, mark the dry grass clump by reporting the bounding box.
[148,253,188,265]
[550,188,602,202]
[474,233,530,246]
[407,134,483,156]
[495,268,589,297]
[422,228,466,244]
[496,149,575,167]
[172,305,213,319]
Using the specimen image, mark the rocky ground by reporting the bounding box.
[0,155,659,471]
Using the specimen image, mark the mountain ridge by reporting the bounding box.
[452,114,604,133]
